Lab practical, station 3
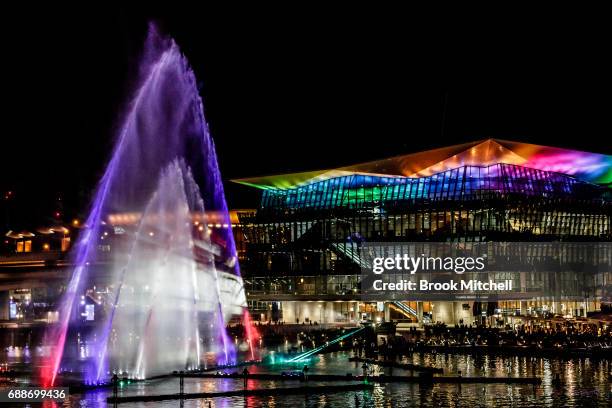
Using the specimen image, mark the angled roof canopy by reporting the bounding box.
[232,139,612,190]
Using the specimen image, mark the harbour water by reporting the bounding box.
[2,339,610,407]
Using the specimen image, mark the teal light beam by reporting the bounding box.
[287,327,364,363]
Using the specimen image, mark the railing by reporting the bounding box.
[244,275,360,297]
[391,301,418,318]
[330,242,370,269]
[0,250,65,264]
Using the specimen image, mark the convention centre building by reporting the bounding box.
[233,139,612,327]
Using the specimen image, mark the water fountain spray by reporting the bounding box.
[39,24,247,386]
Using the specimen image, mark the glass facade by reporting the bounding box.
[236,155,612,304]
[261,164,609,210]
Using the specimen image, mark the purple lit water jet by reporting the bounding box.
[39,24,246,386]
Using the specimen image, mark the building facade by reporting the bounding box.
[234,139,612,326]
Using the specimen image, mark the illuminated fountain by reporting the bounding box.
[39,24,249,386]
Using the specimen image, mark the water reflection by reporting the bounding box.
[1,339,610,407]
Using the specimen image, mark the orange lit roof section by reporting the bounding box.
[232,139,612,190]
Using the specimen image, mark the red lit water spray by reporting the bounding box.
[242,309,260,361]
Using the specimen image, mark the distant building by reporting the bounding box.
[0,226,73,321]
[0,211,250,324]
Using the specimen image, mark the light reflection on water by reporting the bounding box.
[1,347,611,407]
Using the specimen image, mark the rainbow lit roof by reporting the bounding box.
[232,139,612,190]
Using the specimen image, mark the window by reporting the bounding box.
[61,237,71,252]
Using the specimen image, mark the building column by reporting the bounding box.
[417,301,424,326]
[0,291,9,320]
[520,300,527,316]
[432,301,455,325]
[281,301,297,324]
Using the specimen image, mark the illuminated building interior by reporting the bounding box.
[233,139,612,326]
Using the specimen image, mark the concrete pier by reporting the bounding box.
[348,356,444,373]
[107,382,374,404]
[185,372,541,384]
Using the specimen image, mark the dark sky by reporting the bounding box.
[1,6,610,227]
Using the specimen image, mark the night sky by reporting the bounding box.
[2,6,610,228]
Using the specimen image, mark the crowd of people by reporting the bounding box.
[419,322,611,347]
[349,322,612,359]
[230,317,612,359]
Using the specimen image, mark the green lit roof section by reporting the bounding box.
[232,139,612,190]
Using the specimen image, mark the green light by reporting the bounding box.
[233,139,612,189]
[287,327,364,363]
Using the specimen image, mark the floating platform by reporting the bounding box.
[185,372,541,384]
[198,360,262,372]
[107,382,374,403]
[348,356,443,373]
